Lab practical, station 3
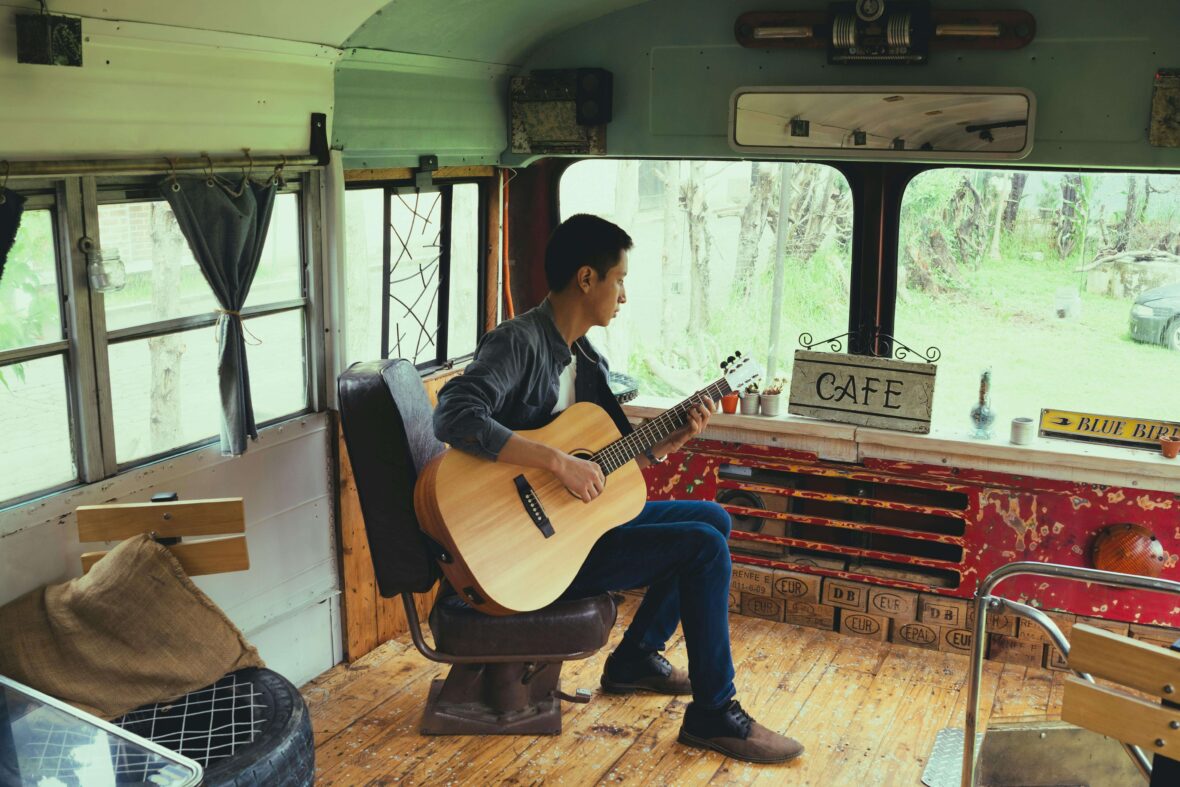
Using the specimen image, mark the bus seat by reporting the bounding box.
[337,359,617,736]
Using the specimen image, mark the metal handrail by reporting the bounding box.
[961,562,1180,787]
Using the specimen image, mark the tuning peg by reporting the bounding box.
[726,355,735,365]
[735,350,742,358]
[720,359,728,369]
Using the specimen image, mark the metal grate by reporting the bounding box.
[383,190,444,364]
[113,672,265,769]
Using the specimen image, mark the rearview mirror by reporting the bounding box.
[730,86,1035,160]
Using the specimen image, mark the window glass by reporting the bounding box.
[343,188,385,365]
[0,210,62,352]
[245,193,302,308]
[108,325,221,463]
[0,356,76,502]
[98,201,220,330]
[387,189,442,364]
[100,194,302,331]
[447,183,480,360]
[896,169,1180,433]
[560,160,853,396]
[246,310,308,422]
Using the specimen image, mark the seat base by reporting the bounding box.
[420,662,564,736]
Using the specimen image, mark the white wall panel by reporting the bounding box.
[0,414,340,684]
[0,11,338,161]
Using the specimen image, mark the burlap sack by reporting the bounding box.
[0,533,264,719]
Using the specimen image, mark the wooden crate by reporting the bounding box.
[866,586,919,622]
[940,626,975,656]
[740,592,785,622]
[1017,611,1076,644]
[784,600,838,631]
[822,578,869,612]
[1129,622,1180,650]
[728,588,741,614]
[919,594,971,628]
[771,568,822,604]
[988,633,1046,667]
[894,621,941,651]
[731,564,773,596]
[841,611,891,642]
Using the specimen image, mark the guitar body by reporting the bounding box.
[414,401,648,615]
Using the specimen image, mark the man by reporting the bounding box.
[433,213,804,764]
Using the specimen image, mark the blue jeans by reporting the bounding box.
[560,500,736,708]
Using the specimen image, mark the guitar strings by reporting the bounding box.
[592,378,732,474]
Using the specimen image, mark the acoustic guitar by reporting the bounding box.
[413,353,763,615]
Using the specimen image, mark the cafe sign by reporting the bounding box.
[788,350,936,434]
[1039,409,1180,450]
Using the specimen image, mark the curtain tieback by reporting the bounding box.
[215,309,262,346]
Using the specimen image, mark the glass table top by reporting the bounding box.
[0,675,202,787]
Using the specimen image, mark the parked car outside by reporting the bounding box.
[1130,282,1180,351]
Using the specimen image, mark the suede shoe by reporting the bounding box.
[600,649,693,695]
[678,699,804,763]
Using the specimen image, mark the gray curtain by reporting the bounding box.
[162,176,276,456]
[0,188,26,285]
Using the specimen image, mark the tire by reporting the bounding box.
[1166,319,1180,352]
[116,668,314,787]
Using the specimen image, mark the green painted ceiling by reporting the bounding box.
[343,0,649,65]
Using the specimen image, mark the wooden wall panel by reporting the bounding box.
[337,368,461,661]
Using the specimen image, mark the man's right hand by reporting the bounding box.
[554,452,606,503]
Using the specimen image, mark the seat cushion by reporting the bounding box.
[429,591,617,658]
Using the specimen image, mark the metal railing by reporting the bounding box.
[961,562,1180,786]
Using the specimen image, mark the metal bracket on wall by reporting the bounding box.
[414,155,439,190]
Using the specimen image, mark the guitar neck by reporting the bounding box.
[594,377,732,475]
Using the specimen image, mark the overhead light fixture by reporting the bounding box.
[735,2,1035,64]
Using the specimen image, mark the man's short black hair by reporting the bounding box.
[544,214,633,292]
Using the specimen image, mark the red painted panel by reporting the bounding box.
[643,439,1180,627]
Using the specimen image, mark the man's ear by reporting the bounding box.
[577,265,595,293]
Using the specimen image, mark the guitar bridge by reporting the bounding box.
[513,474,554,538]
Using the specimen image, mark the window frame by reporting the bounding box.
[0,170,326,509]
[344,177,491,374]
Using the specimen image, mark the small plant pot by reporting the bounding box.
[739,392,760,415]
[1161,436,1180,460]
[721,392,740,414]
[760,393,782,416]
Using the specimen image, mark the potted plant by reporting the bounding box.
[720,390,740,414]
[760,378,785,416]
[739,382,760,415]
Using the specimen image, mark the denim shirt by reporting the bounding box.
[433,298,633,461]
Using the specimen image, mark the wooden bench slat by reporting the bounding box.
[77,498,245,542]
[1068,623,1180,698]
[81,536,249,576]
[1062,677,1180,752]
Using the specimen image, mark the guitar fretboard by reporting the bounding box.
[592,377,732,474]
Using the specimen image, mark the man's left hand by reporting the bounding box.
[656,396,713,455]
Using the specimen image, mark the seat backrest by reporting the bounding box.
[1062,622,1180,753]
[337,359,444,596]
[75,497,248,576]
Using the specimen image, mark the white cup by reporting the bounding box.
[1010,417,1035,446]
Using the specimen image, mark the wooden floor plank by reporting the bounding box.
[306,603,1067,786]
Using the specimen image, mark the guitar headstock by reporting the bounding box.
[720,351,764,393]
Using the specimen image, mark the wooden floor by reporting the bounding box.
[303,596,1066,786]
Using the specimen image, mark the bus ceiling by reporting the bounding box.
[0,1,1177,171]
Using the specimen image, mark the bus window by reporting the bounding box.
[895,169,1180,431]
[344,182,482,369]
[560,159,853,395]
[98,192,308,464]
[0,207,75,503]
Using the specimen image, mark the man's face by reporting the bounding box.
[585,251,628,328]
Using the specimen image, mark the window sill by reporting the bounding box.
[623,395,1180,493]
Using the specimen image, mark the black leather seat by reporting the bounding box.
[337,359,617,735]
